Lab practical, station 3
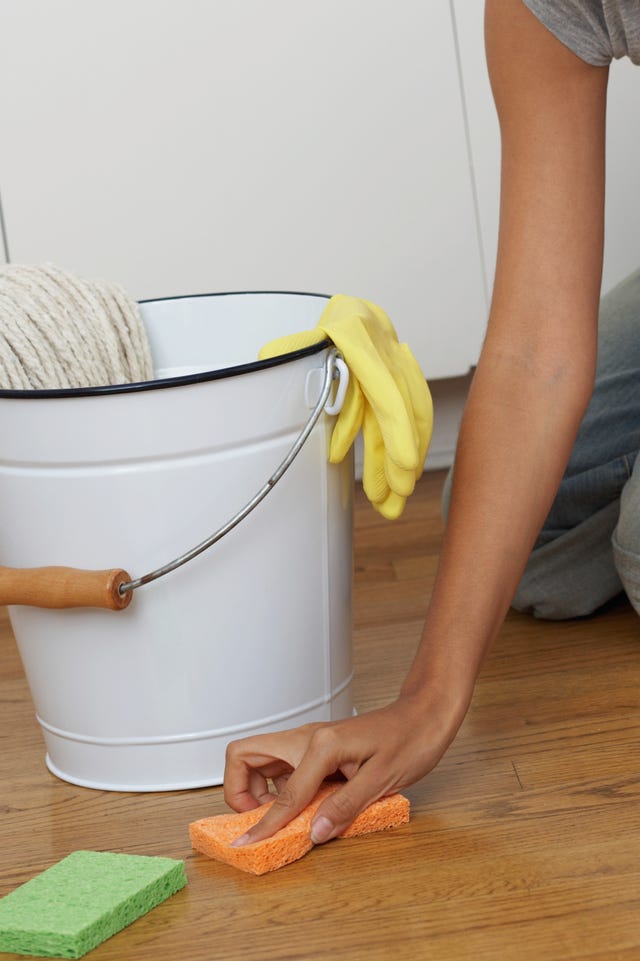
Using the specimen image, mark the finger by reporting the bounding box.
[223,757,291,812]
[272,773,291,794]
[249,769,277,807]
[310,762,394,844]
[223,734,300,811]
[361,405,389,506]
[231,727,343,846]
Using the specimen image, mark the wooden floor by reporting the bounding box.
[1,470,639,961]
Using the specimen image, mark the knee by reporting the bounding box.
[513,499,625,620]
[613,534,640,617]
[512,574,609,621]
[612,458,640,616]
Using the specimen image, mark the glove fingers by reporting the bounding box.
[397,343,434,467]
[365,364,421,473]
[320,297,430,491]
[329,377,365,464]
[361,406,415,506]
[322,317,418,470]
[383,355,421,471]
[374,490,407,521]
[362,400,418,500]
[361,405,390,506]
[384,455,417,499]
[379,346,433,485]
[321,300,428,472]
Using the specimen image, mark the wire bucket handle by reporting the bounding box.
[0,349,348,612]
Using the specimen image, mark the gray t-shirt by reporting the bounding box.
[523,0,640,65]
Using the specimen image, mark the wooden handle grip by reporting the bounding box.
[0,566,133,611]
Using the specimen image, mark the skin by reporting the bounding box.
[224,0,610,846]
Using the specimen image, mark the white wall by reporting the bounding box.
[0,0,487,382]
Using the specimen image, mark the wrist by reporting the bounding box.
[397,674,473,745]
[401,646,476,705]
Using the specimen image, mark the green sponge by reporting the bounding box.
[0,850,187,959]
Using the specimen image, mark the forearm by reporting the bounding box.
[402,0,608,714]
[402,343,595,709]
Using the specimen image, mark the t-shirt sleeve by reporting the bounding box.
[522,0,614,65]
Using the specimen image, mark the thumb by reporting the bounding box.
[310,778,381,844]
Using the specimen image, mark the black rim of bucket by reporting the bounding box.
[0,290,332,399]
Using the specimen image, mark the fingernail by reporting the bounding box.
[230,833,251,848]
[310,816,333,845]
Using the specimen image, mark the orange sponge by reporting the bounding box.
[189,784,410,875]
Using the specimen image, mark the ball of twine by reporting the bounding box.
[0,263,154,390]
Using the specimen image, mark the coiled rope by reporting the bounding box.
[0,263,153,390]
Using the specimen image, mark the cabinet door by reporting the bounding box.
[0,1,486,379]
[454,0,640,298]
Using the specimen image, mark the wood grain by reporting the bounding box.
[0,566,132,610]
[1,470,639,961]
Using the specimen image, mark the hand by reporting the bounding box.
[223,690,467,846]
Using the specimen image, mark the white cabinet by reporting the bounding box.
[0,0,486,379]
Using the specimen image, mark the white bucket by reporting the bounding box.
[0,291,354,791]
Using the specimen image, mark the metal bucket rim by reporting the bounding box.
[0,289,331,400]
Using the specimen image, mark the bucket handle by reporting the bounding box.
[0,348,347,611]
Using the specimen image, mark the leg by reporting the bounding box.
[612,451,640,616]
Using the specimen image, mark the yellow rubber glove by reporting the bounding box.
[259,295,433,519]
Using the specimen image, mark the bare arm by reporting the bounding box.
[401,0,609,703]
[223,0,610,844]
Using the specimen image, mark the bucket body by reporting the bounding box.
[0,292,353,790]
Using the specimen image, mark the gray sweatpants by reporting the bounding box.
[442,267,640,620]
